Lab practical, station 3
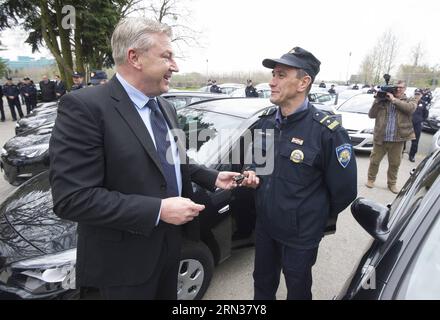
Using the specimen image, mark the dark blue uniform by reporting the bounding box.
[0,85,5,121]
[409,98,429,160]
[21,83,37,114]
[2,83,24,121]
[251,102,357,299]
[71,83,85,91]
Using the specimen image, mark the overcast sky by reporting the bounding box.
[1,0,439,81]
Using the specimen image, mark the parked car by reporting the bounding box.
[334,90,363,108]
[199,83,245,95]
[336,94,375,152]
[422,99,440,133]
[161,91,224,110]
[1,123,53,186]
[0,97,338,300]
[429,129,440,154]
[15,109,57,135]
[337,148,440,299]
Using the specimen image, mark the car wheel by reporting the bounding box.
[178,241,214,300]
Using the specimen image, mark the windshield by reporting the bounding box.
[177,108,245,165]
[337,95,374,114]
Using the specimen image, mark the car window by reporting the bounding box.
[166,97,188,110]
[177,109,244,165]
[316,94,332,103]
[337,95,374,114]
[396,211,440,299]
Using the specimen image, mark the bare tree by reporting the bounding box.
[411,42,424,67]
[358,29,400,84]
[133,0,201,57]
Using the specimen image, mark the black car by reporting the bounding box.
[1,122,53,186]
[161,91,224,110]
[15,103,57,135]
[338,148,440,299]
[0,97,337,300]
[422,100,440,133]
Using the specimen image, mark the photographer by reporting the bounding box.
[366,80,416,194]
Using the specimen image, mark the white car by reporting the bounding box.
[336,94,376,152]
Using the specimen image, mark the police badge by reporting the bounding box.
[290,149,304,163]
[336,143,352,168]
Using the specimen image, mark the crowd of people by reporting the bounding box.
[0,71,108,122]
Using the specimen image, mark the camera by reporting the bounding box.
[376,74,398,100]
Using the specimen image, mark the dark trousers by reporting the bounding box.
[0,99,4,121]
[409,122,422,158]
[253,222,318,300]
[7,97,24,120]
[99,235,180,300]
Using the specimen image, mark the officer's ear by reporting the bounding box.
[298,75,312,94]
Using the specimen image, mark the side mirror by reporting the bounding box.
[351,198,390,243]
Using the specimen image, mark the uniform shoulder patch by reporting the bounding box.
[259,106,277,118]
[336,143,352,168]
[312,111,341,131]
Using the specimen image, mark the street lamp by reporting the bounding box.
[346,52,352,85]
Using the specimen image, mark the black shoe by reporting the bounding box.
[409,156,415,162]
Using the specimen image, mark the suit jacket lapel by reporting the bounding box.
[108,76,165,178]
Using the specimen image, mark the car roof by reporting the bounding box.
[185,97,275,118]
[161,91,224,98]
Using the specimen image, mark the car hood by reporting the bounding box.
[4,124,53,157]
[428,108,440,118]
[0,172,76,266]
[337,111,375,131]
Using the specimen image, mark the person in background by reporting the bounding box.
[408,89,429,162]
[71,72,85,91]
[21,77,37,114]
[245,79,259,97]
[3,77,24,121]
[55,75,67,99]
[39,75,57,102]
[328,84,336,95]
[0,83,5,121]
[210,80,222,93]
[366,80,416,193]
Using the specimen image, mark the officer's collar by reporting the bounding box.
[275,98,309,127]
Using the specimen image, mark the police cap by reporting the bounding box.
[262,46,321,81]
[72,71,84,78]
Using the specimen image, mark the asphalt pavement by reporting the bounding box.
[0,106,435,300]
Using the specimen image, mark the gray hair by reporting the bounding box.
[111,17,172,66]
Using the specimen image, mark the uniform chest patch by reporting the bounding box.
[336,144,352,168]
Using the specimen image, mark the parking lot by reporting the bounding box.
[0,111,435,300]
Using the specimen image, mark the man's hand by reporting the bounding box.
[386,92,396,103]
[240,170,260,189]
[160,197,205,225]
[215,171,242,189]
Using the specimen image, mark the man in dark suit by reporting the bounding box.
[54,75,66,99]
[49,17,240,300]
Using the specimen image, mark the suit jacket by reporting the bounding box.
[49,76,218,288]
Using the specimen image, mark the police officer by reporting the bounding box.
[54,75,66,99]
[245,79,259,97]
[71,71,85,91]
[241,47,357,300]
[409,89,429,162]
[3,77,24,121]
[21,77,37,114]
[0,83,5,121]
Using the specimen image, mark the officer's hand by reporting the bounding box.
[240,170,260,189]
[160,197,205,225]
